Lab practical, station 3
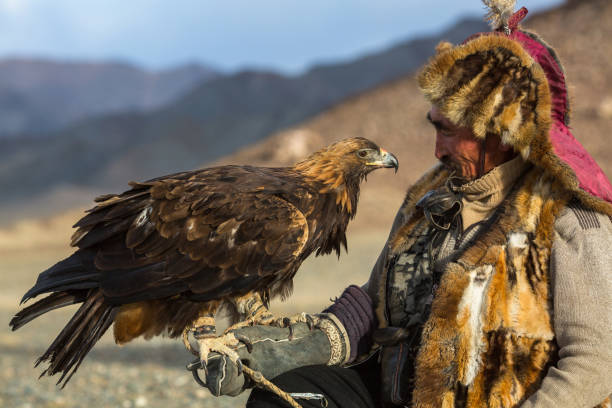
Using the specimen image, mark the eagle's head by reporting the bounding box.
[295,137,398,178]
[332,137,399,176]
[294,137,398,213]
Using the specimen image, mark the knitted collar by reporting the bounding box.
[455,156,528,228]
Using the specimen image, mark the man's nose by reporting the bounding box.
[434,133,447,160]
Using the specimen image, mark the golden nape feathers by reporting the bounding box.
[482,0,517,32]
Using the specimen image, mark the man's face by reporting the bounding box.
[427,106,483,180]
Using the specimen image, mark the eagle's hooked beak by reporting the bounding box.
[368,148,399,173]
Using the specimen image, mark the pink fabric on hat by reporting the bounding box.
[550,122,612,203]
[510,30,612,204]
[510,31,568,124]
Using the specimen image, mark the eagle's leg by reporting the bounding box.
[183,310,244,372]
[182,313,217,356]
[222,292,275,334]
[238,293,318,329]
[224,293,317,335]
[192,333,243,373]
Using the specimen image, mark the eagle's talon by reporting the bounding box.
[288,324,295,341]
[187,357,210,388]
[235,358,244,375]
[189,362,208,388]
[234,333,254,353]
[306,315,315,330]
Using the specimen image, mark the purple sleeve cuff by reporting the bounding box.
[323,285,377,362]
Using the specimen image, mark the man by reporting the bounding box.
[195,3,612,407]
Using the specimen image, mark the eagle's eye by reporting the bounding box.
[357,149,369,158]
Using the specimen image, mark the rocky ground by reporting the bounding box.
[0,329,246,408]
[0,233,386,408]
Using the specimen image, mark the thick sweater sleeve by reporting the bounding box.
[323,285,376,363]
[521,207,612,408]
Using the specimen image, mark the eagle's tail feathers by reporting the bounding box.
[9,291,86,331]
[20,252,99,304]
[34,290,117,387]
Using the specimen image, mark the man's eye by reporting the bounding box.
[431,122,452,136]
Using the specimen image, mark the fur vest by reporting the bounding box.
[369,164,610,408]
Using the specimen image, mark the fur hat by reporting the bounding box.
[417,1,612,214]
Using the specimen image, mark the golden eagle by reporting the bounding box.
[10,137,398,386]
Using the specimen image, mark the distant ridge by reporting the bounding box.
[0,59,219,137]
[0,17,488,224]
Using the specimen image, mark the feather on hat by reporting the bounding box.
[482,0,516,32]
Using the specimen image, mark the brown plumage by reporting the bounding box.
[10,137,398,386]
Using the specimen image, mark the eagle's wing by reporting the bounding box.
[72,166,310,304]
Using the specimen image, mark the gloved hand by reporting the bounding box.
[190,315,347,397]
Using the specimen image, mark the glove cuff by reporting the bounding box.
[315,313,350,366]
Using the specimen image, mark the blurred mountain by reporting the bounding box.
[9,0,612,230]
[0,0,612,234]
[0,20,485,223]
[0,59,219,137]
[0,18,488,223]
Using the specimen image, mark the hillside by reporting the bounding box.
[2,0,610,233]
[0,59,219,137]
[5,0,611,249]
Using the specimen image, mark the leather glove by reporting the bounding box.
[191,315,348,397]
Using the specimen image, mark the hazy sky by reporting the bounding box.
[0,0,564,73]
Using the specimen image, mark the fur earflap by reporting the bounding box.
[482,0,516,32]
